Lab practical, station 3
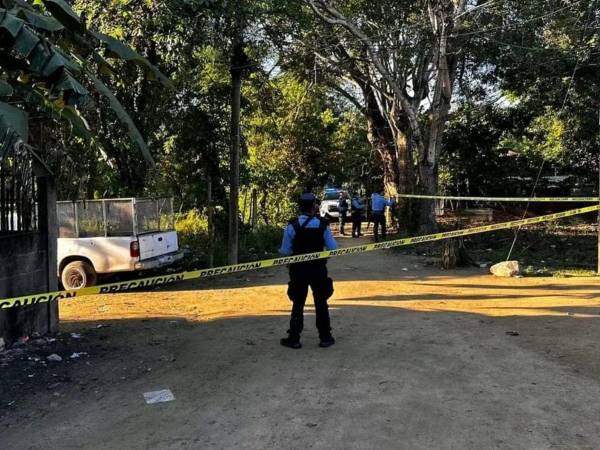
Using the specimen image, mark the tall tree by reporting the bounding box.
[303,0,476,231]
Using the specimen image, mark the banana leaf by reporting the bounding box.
[23,85,92,141]
[19,8,64,32]
[56,104,91,140]
[93,31,172,88]
[55,70,88,99]
[0,100,28,141]
[0,80,13,96]
[0,8,25,38]
[90,74,154,164]
[5,0,35,11]
[41,0,83,33]
[12,23,39,56]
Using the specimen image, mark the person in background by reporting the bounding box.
[350,192,364,238]
[279,192,338,349]
[371,188,395,242]
[337,191,349,235]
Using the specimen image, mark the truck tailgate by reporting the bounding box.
[138,231,179,260]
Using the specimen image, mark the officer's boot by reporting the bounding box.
[281,317,303,349]
[317,325,335,348]
[315,301,335,348]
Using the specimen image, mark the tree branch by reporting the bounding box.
[331,84,366,114]
[306,0,422,143]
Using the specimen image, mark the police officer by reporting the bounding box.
[371,189,395,242]
[350,192,364,238]
[279,192,338,349]
[338,191,349,235]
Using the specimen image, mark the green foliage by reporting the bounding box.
[175,209,281,267]
[245,72,370,225]
[239,225,282,262]
[441,99,597,198]
[0,0,167,159]
[175,209,211,254]
[5,0,596,265]
[467,0,600,179]
[500,111,566,164]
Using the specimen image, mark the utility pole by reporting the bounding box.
[228,25,245,265]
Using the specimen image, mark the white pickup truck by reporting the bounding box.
[56,198,185,290]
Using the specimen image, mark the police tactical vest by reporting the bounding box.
[289,216,328,268]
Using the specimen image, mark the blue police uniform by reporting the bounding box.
[280,215,338,257]
[350,195,364,238]
[371,193,394,242]
[279,193,338,348]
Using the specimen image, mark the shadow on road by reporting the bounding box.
[3,301,600,448]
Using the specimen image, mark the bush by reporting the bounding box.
[175,209,283,268]
[239,225,283,262]
[175,209,210,250]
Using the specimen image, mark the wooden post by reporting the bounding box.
[251,188,258,230]
[39,174,58,333]
[32,163,58,335]
[207,171,214,268]
[241,189,249,226]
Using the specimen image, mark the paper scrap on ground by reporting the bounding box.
[143,389,175,404]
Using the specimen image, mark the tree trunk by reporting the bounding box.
[442,238,458,270]
[363,84,413,231]
[228,36,244,265]
[417,8,459,234]
[363,85,399,194]
[259,190,269,226]
[392,115,414,233]
[417,160,438,233]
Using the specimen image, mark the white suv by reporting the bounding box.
[319,189,349,219]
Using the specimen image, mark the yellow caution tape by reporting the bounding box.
[397,194,600,202]
[1,205,598,310]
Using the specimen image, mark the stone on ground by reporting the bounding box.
[490,260,520,277]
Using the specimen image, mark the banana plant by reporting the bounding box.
[0,0,172,163]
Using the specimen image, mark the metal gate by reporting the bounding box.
[0,142,38,234]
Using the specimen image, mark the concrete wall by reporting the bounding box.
[0,173,58,345]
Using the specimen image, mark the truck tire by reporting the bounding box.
[61,261,97,290]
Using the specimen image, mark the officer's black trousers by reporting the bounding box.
[338,210,348,234]
[351,212,362,237]
[372,212,386,242]
[287,265,334,340]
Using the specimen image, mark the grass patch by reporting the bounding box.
[522,266,598,278]
[174,209,281,269]
[397,217,598,275]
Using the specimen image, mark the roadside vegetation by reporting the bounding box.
[400,218,599,277]
[1,0,598,269]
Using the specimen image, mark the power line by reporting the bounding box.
[296,0,594,77]
[305,0,585,49]
[451,0,585,38]
[505,0,596,260]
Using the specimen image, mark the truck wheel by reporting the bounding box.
[61,261,97,290]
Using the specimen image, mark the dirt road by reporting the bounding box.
[2,236,600,449]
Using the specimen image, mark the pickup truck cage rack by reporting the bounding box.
[57,197,175,238]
